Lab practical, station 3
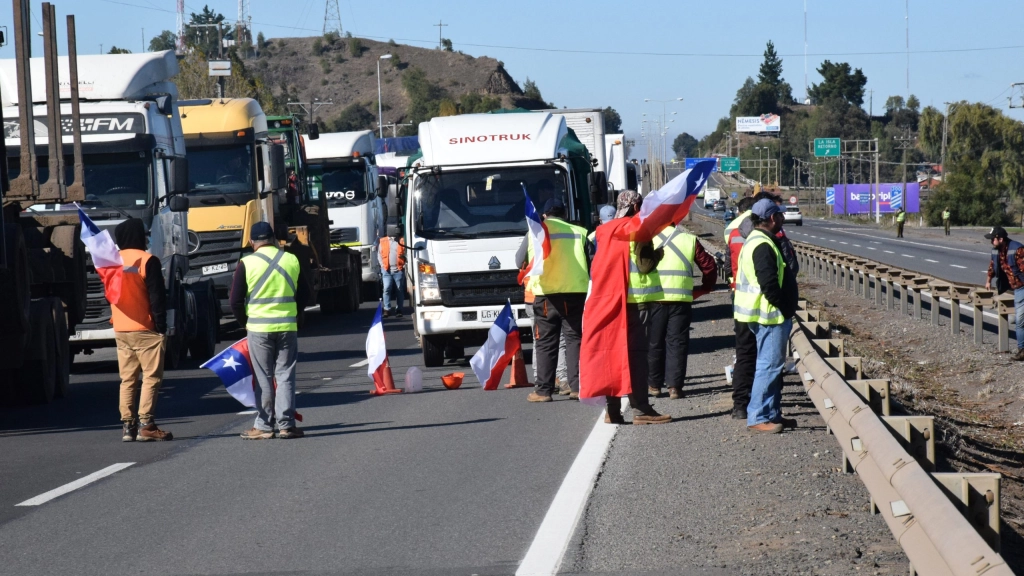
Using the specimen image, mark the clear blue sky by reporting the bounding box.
[3,0,1023,158]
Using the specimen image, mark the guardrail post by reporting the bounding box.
[882,415,936,471]
[895,280,906,315]
[848,379,891,416]
[972,290,994,346]
[874,266,889,308]
[950,285,971,338]
[932,473,1001,552]
[995,294,1015,353]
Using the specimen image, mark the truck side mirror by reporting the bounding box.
[588,171,609,206]
[168,195,189,212]
[169,157,190,195]
[307,123,320,140]
[412,241,426,251]
[377,175,388,198]
[268,144,287,190]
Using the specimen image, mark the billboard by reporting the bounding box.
[832,183,920,214]
[736,114,781,133]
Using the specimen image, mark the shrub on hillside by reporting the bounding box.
[348,37,363,57]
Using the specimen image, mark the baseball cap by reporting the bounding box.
[599,204,616,224]
[541,197,565,215]
[984,226,1009,240]
[751,198,782,219]
[250,221,274,242]
[615,190,643,218]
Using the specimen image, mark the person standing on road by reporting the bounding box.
[516,198,590,402]
[726,196,757,420]
[647,224,717,399]
[379,225,406,318]
[984,226,1024,361]
[112,218,172,442]
[943,207,952,236]
[580,190,672,425]
[896,207,906,238]
[734,199,799,434]
[230,222,309,439]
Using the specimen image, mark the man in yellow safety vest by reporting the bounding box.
[230,222,310,439]
[896,207,906,238]
[734,199,799,434]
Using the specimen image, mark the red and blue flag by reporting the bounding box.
[615,160,716,243]
[201,338,258,408]
[76,204,123,305]
[517,183,550,285]
[470,301,520,390]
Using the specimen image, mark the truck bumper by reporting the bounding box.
[68,325,115,349]
[187,267,236,316]
[415,303,533,344]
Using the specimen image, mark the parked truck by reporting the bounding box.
[405,111,602,366]
[302,130,386,302]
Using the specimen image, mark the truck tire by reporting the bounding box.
[422,334,446,368]
[188,282,218,362]
[361,280,380,302]
[0,225,31,369]
[319,287,337,314]
[50,298,70,399]
[164,285,185,370]
[18,298,57,404]
[48,224,87,328]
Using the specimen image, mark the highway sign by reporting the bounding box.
[720,157,740,172]
[684,157,719,172]
[825,187,835,205]
[814,138,841,157]
[789,195,798,205]
[890,186,903,210]
[731,192,738,199]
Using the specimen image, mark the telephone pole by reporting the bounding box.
[895,127,915,213]
[433,20,448,49]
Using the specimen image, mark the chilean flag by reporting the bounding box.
[201,338,258,408]
[517,183,550,285]
[76,204,123,305]
[367,303,400,395]
[470,301,520,390]
[614,160,716,243]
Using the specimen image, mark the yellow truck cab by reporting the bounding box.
[178,98,285,313]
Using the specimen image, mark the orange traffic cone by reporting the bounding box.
[371,357,403,395]
[504,349,533,389]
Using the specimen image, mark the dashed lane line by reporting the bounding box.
[950,264,967,269]
[349,359,370,368]
[902,254,915,258]
[16,463,135,506]
[884,250,895,254]
[812,227,989,256]
[867,247,877,250]
[853,244,861,247]
[925,259,939,263]
[840,242,848,245]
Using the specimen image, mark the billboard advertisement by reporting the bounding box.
[832,183,920,214]
[736,114,781,133]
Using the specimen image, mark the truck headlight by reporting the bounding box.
[417,260,441,304]
[361,251,371,265]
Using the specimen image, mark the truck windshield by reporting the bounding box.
[317,164,369,208]
[415,166,570,238]
[9,151,152,209]
[185,144,254,195]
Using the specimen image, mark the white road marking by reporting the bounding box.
[349,359,369,368]
[237,410,257,415]
[950,264,967,269]
[884,250,895,254]
[516,407,623,575]
[867,247,877,250]
[817,227,988,256]
[925,259,939,263]
[16,463,135,506]
[870,241,881,244]
[840,242,848,245]
[853,244,861,247]
[902,254,914,258]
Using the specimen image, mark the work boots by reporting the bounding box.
[137,421,173,442]
[121,420,138,442]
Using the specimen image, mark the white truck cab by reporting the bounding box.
[407,111,599,367]
[302,130,385,300]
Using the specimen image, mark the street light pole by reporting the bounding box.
[377,54,392,138]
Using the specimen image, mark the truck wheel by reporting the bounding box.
[0,225,31,368]
[422,334,446,368]
[50,298,70,399]
[48,224,87,329]
[445,340,465,361]
[319,288,337,314]
[164,286,185,370]
[18,299,57,404]
[361,280,380,302]
[188,283,218,362]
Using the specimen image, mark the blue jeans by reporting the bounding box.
[747,318,793,426]
[382,270,405,311]
[1015,287,1024,351]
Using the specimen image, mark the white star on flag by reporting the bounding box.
[221,355,241,371]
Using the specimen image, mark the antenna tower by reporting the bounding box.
[323,0,342,36]
[237,0,252,51]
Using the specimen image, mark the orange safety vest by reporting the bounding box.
[111,248,156,332]
[380,236,406,271]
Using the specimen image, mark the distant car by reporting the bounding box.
[723,206,737,223]
[783,205,803,226]
[712,199,726,212]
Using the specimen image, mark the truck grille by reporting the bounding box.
[437,270,524,307]
[81,262,112,327]
[187,230,245,275]
[330,227,359,245]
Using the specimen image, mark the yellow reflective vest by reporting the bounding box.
[242,245,301,332]
[733,229,785,325]
[724,209,751,244]
[526,217,589,295]
[627,241,664,304]
[653,225,696,302]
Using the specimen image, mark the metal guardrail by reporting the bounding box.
[791,310,1009,576]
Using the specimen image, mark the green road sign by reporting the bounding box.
[814,138,841,157]
[720,157,740,172]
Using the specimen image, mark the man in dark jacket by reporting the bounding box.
[985,226,1024,360]
[112,218,171,442]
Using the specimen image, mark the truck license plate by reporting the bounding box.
[480,309,501,321]
[202,263,229,275]
[69,330,82,341]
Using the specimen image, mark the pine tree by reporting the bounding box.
[757,41,783,90]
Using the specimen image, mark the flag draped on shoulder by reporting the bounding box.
[366,303,400,395]
[76,204,124,305]
[201,338,258,408]
[613,160,716,244]
[470,301,520,390]
[517,183,550,285]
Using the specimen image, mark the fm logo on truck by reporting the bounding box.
[3,113,145,139]
[448,134,532,144]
